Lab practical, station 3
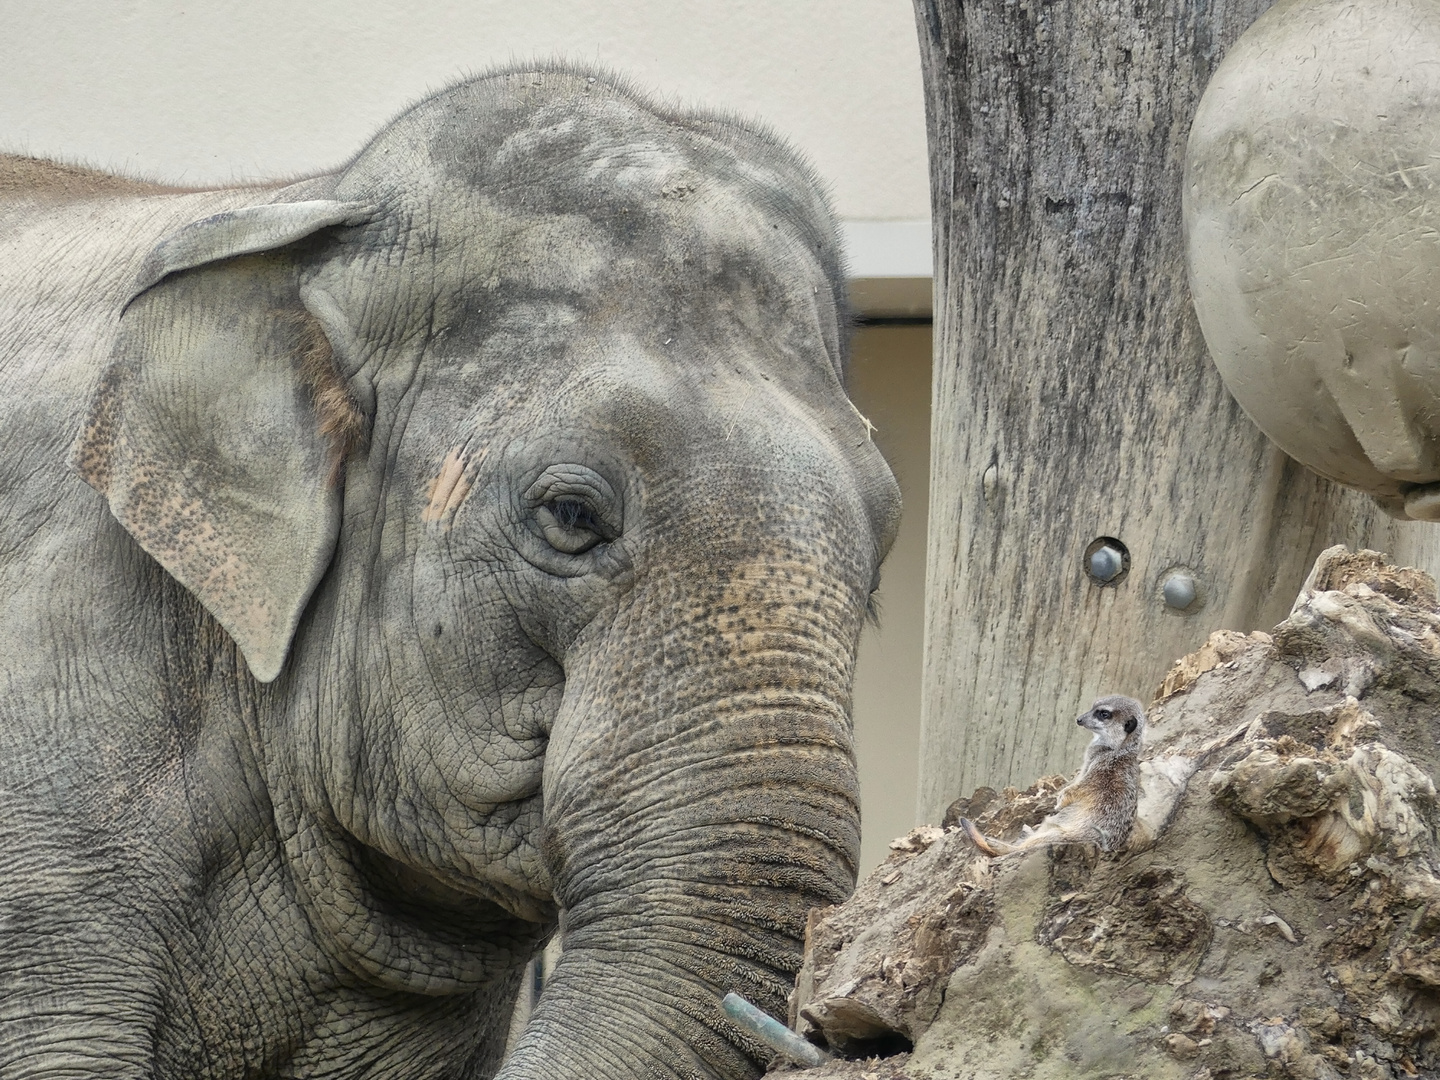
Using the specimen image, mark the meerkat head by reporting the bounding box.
[1076,695,1146,750]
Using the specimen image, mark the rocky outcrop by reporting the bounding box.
[774,548,1440,1079]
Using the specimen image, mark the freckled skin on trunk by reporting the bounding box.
[0,62,900,1079]
[504,552,867,1079]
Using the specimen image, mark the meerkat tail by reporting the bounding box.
[960,817,1015,857]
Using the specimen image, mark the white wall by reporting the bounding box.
[0,0,929,223]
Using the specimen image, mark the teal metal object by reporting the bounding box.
[721,992,828,1069]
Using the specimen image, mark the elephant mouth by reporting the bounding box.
[355,834,558,929]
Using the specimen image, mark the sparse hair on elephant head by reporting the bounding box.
[282,307,368,483]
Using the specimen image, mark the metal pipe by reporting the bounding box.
[721,992,829,1069]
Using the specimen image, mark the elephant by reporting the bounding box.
[0,66,900,1079]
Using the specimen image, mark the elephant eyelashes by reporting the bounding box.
[552,499,597,532]
[535,498,607,555]
[524,465,622,558]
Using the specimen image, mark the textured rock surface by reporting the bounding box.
[777,548,1440,1079]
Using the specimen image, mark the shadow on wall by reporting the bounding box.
[847,324,932,876]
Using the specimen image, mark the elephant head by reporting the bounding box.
[73,67,899,1077]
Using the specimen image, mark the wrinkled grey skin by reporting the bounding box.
[0,68,899,1079]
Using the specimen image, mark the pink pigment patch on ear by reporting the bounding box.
[422,447,484,526]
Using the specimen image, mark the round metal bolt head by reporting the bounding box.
[1163,572,1198,610]
[1089,545,1124,583]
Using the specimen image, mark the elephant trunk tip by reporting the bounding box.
[720,992,828,1069]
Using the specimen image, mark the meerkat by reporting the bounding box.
[961,695,1146,856]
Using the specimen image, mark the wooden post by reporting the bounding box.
[912,0,1440,819]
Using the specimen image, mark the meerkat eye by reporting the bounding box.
[1124,717,1137,734]
[1095,708,1112,721]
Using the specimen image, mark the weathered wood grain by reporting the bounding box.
[912,0,1440,819]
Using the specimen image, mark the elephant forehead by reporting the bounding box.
[488,98,694,191]
[413,179,836,343]
[409,347,881,533]
[415,288,849,448]
[431,202,826,329]
[398,74,834,244]
[337,69,843,340]
[415,348,838,472]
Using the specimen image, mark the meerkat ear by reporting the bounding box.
[1125,717,1138,734]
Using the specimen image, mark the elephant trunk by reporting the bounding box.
[498,568,862,1079]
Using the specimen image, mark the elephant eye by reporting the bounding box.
[535,498,606,555]
[523,464,621,560]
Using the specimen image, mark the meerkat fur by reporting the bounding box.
[961,695,1145,857]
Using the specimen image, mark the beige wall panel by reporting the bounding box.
[848,325,931,873]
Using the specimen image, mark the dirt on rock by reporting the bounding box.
[774,548,1440,1080]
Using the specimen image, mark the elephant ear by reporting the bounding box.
[72,199,373,683]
